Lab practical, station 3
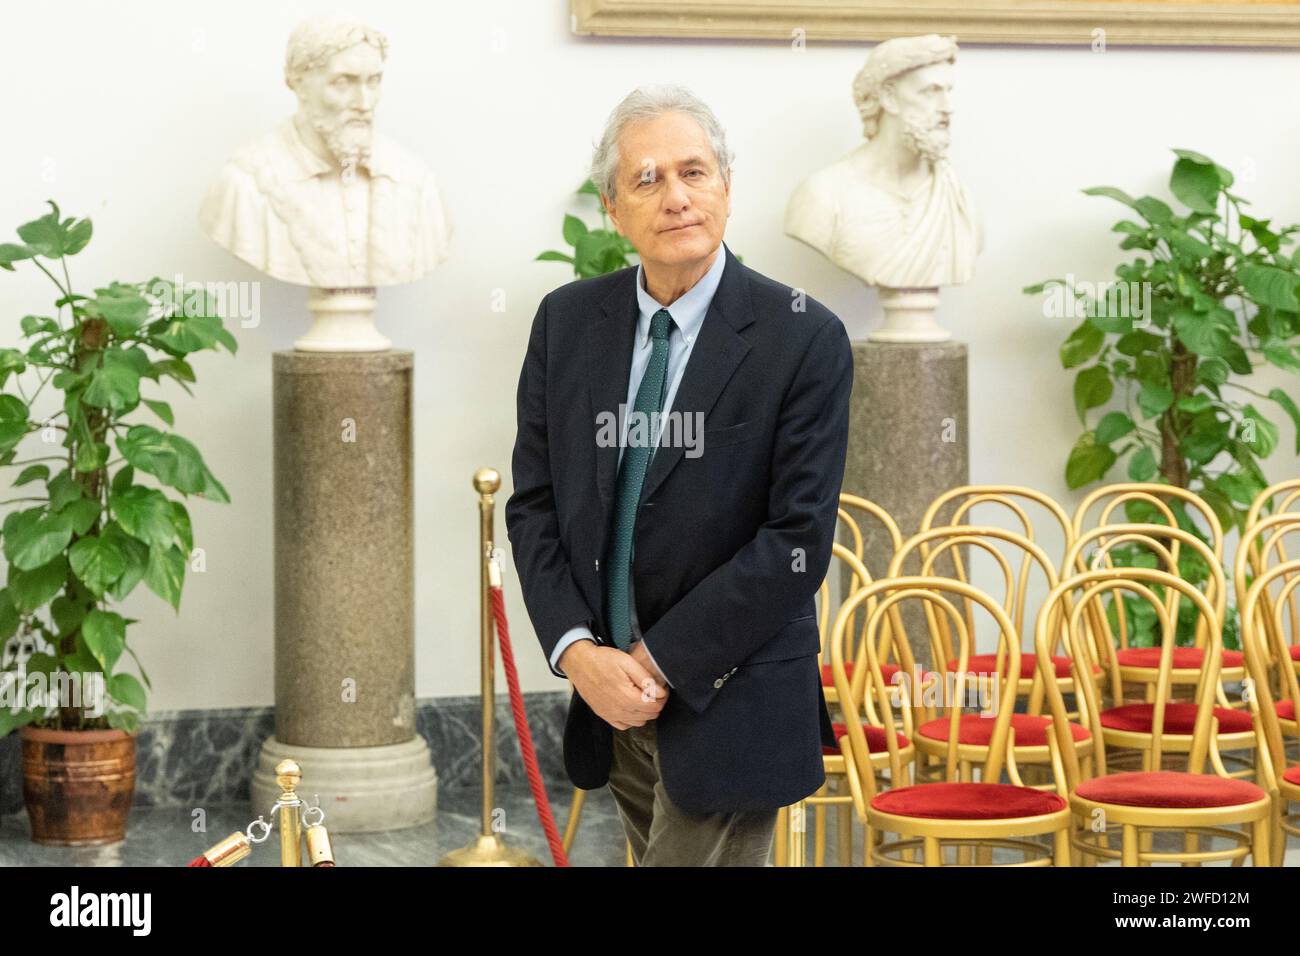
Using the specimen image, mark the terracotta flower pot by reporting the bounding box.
[20,726,136,846]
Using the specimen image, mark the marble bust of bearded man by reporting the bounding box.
[784,34,981,340]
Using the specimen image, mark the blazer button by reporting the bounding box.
[730,667,737,675]
[713,678,724,689]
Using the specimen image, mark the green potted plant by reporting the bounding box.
[1026,150,1300,648]
[536,179,640,278]
[0,202,234,844]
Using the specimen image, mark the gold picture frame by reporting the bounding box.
[571,0,1300,47]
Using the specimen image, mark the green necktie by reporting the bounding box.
[606,308,673,650]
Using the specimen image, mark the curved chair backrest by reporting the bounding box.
[921,484,1074,576]
[829,575,1023,795]
[1244,477,1300,531]
[1072,482,1224,566]
[1036,567,1225,791]
[819,541,912,691]
[884,526,1060,710]
[1235,513,1300,670]
[1238,557,1300,794]
[1064,522,1225,661]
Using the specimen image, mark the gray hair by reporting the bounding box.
[284,16,389,89]
[590,85,734,201]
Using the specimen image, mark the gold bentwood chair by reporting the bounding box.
[884,525,1094,786]
[1240,557,1300,862]
[1066,524,1256,781]
[824,494,905,705]
[1069,522,1246,723]
[921,484,1076,575]
[1073,482,1226,563]
[832,576,1072,866]
[799,543,918,866]
[1038,566,1273,866]
[1237,512,1300,683]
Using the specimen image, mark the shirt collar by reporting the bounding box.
[634,241,727,345]
[281,118,401,182]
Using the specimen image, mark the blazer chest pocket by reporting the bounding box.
[700,419,757,451]
[743,614,820,664]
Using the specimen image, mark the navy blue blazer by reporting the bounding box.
[505,243,853,815]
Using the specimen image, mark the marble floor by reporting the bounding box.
[2,783,1297,867]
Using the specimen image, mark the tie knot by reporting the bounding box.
[650,309,672,341]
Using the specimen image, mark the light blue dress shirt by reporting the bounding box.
[549,241,729,686]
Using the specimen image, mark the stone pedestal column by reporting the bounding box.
[252,350,437,832]
[839,340,969,669]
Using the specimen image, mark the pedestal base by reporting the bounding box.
[297,287,388,351]
[870,288,949,343]
[251,735,437,834]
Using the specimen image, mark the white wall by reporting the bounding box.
[1,2,1296,710]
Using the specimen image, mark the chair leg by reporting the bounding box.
[837,799,853,867]
[1139,828,1153,866]
[1054,826,1073,867]
[923,835,942,867]
[774,807,788,867]
[1121,825,1140,867]
[813,797,827,867]
[1184,829,1200,867]
[1252,817,1271,867]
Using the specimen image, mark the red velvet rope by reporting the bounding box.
[185,856,212,867]
[491,584,570,867]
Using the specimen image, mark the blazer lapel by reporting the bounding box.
[588,267,638,525]
[638,244,754,506]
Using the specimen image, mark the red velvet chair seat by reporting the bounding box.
[871,782,1067,820]
[944,653,1081,679]
[823,722,909,756]
[1278,699,1295,721]
[917,712,1090,747]
[1074,770,1266,808]
[1285,765,1300,786]
[822,660,900,686]
[1099,702,1253,735]
[1114,646,1244,669]
[1290,645,1300,661]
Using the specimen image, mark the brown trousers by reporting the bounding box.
[605,719,777,866]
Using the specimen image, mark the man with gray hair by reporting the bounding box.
[507,85,851,865]
[199,15,451,289]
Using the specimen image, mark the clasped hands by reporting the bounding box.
[558,638,669,730]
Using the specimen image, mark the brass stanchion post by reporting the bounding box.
[276,759,304,867]
[439,468,541,866]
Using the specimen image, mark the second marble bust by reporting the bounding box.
[199,15,452,290]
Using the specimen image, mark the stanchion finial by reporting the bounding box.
[473,467,500,494]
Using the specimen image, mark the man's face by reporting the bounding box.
[884,61,953,163]
[602,111,731,269]
[293,41,384,167]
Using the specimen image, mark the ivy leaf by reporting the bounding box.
[1067,433,1117,489]
[1239,264,1300,311]
[7,554,69,613]
[93,284,150,336]
[1137,381,1174,418]
[110,485,178,549]
[1240,404,1279,457]
[108,673,147,712]
[5,509,73,571]
[1169,154,1223,213]
[1060,320,1104,368]
[81,609,126,671]
[562,214,588,246]
[69,534,127,597]
[1267,388,1300,453]
[1127,445,1158,481]
[1074,366,1113,422]
[144,544,185,610]
[1095,411,1136,444]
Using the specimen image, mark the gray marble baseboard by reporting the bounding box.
[0,691,570,816]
